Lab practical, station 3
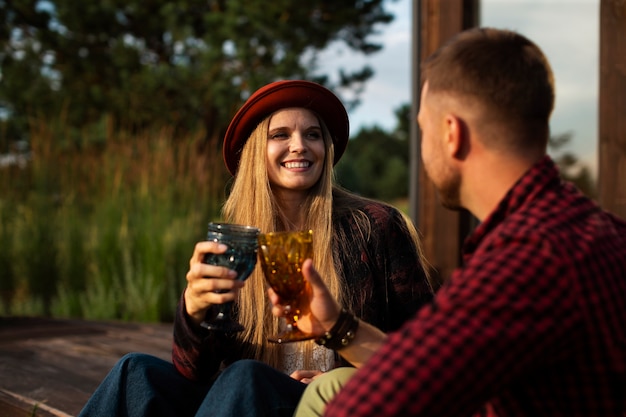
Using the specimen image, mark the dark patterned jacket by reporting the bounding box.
[172,197,433,383]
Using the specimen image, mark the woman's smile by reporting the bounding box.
[282,160,312,169]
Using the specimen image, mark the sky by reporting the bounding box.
[318,0,600,178]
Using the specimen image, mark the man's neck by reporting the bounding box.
[461,152,540,221]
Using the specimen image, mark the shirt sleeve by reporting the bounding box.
[324,230,580,416]
[171,294,240,382]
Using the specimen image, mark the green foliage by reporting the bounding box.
[0,121,219,321]
[0,0,401,322]
[336,104,411,201]
[549,132,597,198]
[0,200,15,313]
[1,0,394,145]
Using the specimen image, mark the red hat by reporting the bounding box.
[223,80,350,176]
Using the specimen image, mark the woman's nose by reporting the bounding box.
[288,133,307,153]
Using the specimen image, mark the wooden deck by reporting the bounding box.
[0,316,173,417]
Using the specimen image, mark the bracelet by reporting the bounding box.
[315,308,359,351]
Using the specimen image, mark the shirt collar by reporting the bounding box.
[462,155,560,256]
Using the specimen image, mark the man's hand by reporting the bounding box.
[268,259,342,336]
[268,259,389,368]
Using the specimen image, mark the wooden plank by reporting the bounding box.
[599,0,626,218]
[0,389,72,417]
[0,317,172,417]
[412,0,480,285]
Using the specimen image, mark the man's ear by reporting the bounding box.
[444,113,469,160]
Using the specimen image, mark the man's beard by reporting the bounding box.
[436,169,463,211]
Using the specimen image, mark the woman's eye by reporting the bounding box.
[270,132,288,139]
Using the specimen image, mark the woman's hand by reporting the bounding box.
[268,259,342,336]
[184,241,243,326]
[290,369,324,384]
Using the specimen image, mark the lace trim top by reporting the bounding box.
[280,341,335,375]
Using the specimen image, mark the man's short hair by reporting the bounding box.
[421,27,555,149]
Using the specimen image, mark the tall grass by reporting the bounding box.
[0,119,226,322]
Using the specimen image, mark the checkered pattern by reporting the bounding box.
[325,157,626,417]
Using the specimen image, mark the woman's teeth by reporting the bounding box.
[283,161,310,168]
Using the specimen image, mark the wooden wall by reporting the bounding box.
[409,0,626,286]
[410,0,479,286]
[599,0,626,219]
[410,1,625,286]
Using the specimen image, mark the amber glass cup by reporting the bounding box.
[258,230,315,343]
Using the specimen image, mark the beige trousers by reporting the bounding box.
[294,367,358,417]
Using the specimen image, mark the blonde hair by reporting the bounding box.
[222,114,342,369]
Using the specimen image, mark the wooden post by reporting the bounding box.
[410,0,479,287]
[599,0,626,219]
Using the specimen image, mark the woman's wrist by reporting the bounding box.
[183,289,208,326]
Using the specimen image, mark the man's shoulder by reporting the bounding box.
[484,186,625,266]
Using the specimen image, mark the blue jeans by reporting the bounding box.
[78,353,307,417]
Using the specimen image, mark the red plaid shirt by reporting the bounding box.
[325,157,626,417]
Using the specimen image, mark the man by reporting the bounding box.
[269,27,626,416]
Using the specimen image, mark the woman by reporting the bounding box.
[78,80,433,417]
